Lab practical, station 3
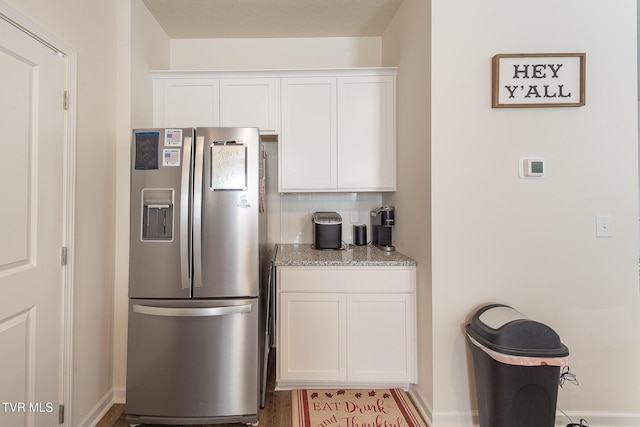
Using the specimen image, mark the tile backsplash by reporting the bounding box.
[262,141,383,247]
[280,192,383,244]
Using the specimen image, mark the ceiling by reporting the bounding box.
[142,0,403,39]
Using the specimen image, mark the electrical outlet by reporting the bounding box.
[350,211,359,223]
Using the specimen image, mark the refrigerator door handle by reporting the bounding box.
[180,136,193,291]
[133,303,252,318]
[193,135,205,289]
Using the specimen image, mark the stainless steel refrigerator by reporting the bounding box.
[125,127,267,425]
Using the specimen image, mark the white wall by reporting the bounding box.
[3,0,119,424]
[112,0,170,401]
[429,0,640,425]
[380,0,433,412]
[170,37,382,70]
[130,1,170,127]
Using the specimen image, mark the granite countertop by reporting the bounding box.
[274,243,417,267]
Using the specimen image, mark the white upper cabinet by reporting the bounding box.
[279,70,397,192]
[153,78,220,128]
[337,76,395,191]
[219,78,279,133]
[152,69,397,192]
[152,72,279,133]
[280,77,337,190]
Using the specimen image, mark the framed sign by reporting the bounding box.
[492,53,586,108]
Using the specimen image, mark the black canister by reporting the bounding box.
[312,212,342,249]
[353,224,367,246]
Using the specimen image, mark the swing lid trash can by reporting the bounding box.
[466,303,569,358]
[465,304,569,427]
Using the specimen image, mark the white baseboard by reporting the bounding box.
[407,384,435,426]
[556,411,640,427]
[74,385,640,427]
[113,386,126,404]
[74,390,114,427]
[405,387,640,427]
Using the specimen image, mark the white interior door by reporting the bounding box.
[0,13,67,427]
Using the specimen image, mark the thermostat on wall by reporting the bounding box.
[520,158,545,178]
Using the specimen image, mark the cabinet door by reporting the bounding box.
[219,78,279,133]
[280,78,337,191]
[347,293,416,382]
[153,78,220,127]
[337,76,396,190]
[279,292,346,382]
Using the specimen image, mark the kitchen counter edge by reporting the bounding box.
[273,243,417,267]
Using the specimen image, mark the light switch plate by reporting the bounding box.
[596,214,612,238]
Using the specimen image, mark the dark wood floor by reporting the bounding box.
[97,351,292,427]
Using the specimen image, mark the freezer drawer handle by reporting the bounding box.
[133,304,252,317]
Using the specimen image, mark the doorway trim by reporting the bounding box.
[0,2,77,426]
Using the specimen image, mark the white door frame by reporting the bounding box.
[0,3,77,426]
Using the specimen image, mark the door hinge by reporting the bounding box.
[58,404,64,424]
[63,90,69,110]
[61,247,68,266]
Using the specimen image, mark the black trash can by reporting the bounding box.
[466,304,569,427]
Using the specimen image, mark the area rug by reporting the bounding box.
[292,388,427,427]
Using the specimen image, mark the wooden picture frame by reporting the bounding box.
[492,53,586,108]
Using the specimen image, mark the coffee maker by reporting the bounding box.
[371,206,395,251]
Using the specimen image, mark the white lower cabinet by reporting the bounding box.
[279,292,347,382]
[347,293,416,382]
[276,267,416,388]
